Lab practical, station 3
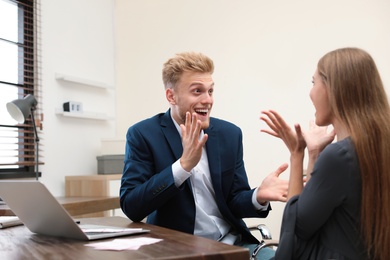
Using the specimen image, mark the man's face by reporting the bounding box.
[166,71,214,129]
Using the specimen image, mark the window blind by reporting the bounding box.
[0,0,43,179]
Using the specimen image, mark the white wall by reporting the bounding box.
[114,0,390,239]
[38,0,390,240]
[40,0,116,195]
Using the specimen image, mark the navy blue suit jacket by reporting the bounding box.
[120,110,270,244]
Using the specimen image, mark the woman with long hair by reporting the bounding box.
[261,47,390,259]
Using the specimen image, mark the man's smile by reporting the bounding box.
[194,108,209,117]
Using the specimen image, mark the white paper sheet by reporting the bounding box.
[85,237,162,251]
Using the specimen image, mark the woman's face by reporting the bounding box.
[310,69,333,126]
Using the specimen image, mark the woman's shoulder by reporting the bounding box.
[315,137,359,178]
[321,138,355,161]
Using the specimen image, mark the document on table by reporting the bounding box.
[0,216,24,229]
[85,237,163,251]
[80,227,144,233]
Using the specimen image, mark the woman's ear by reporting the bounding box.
[166,88,176,105]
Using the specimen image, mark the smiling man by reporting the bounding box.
[120,52,288,259]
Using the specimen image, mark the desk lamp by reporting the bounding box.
[6,94,40,180]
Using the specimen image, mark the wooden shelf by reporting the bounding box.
[55,108,112,121]
[55,73,114,89]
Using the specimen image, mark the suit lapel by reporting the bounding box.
[204,122,222,193]
[160,110,183,160]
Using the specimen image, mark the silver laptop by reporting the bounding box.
[0,180,149,240]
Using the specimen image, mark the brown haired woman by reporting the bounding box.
[261,47,390,260]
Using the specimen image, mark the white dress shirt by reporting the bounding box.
[170,113,268,244]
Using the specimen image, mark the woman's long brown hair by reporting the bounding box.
[318,48,390,259]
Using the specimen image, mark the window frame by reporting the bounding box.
[0,0,42,179]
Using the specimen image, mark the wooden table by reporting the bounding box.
[0,216,249,260]
[0,196,120,217]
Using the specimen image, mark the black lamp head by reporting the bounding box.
[6,94,37,123]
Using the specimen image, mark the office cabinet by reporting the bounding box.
[65,174,124,217]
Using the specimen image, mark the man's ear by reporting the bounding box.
[166,88,176,105]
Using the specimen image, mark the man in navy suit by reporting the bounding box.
[120,52,288,259]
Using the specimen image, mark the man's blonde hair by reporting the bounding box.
[162,52,214,89]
